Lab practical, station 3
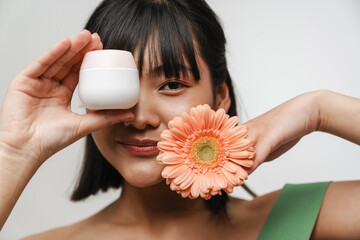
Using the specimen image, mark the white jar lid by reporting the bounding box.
[80,49,137,70]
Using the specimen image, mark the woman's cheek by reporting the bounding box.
[158,83,215,125]
[160,98,194,123]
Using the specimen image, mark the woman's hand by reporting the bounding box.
[0,30,135,166]
[243,90,360,239]
[0,30,136,229]
[244,91,322,174]
[244,90,360,174]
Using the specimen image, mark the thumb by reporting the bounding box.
[76,110,134,137]
[247,140,272,174]
[245,132,275,175]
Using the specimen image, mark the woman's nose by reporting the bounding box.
[123,93,160,130]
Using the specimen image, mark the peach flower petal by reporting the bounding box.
[171,127,188,142]
[157,141,178,152]
[223,125,248,142]
[229,158,254,168]
[223,161,237,173]
[224,182,235,193]
[221,168,241,186]
[170,180,179,191]
[161,165,174,178]
[160,129,175,142]
[166,177,172,185]
[214,108,226,130]
[167,164,189,179]
[190,177,201,198]
[179,171,197,190]
[168,116,182,129]
[234,167,249,180]
[190,107,201,124]
[228,161,249,179]
[214,172,227,189]
[157,104,255,199]
[180,187,191,198]
[205,172,214,190]
[229,139,253,151]
[219,116,239,133]
[181,112,197,132]
[160,153,184,164]
[183,122,194,136]
[228,150,253,159]
[173,168,192,185]
[199,174,210,193]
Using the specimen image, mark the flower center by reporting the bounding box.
[191,137,220,165]
[199,145,214,162]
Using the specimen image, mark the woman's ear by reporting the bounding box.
[215,82,231,112]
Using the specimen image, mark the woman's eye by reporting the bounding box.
[160,81,187,91]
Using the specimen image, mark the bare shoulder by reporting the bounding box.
[247,188,281,210]
[247,188,280,220]
[311,180,360,239]
[20,218,127,240]
[20,202,118,240]
[20,223,79,240]
[226,188,281,237]
[20,216,95,240]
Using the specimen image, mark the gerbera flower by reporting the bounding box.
[156,104,255,200]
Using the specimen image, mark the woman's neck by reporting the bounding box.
[102,180,208,227]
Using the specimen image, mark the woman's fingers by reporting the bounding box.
[54,32,102,81]
[61,38,103,92]
[60,62,82,92]
[247,137,272,174]
[41,30,92,79]
[21,37,71,78]
[76,110,135,139]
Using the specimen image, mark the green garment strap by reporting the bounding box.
[257,181,331,240]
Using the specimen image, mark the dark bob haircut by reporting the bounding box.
[71,0,255,221]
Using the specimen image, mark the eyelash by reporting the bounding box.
[160,81,188,91]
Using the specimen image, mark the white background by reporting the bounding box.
[0,0,359,239]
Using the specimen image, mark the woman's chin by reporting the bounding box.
[122,168,165,188]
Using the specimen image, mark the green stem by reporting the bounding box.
[242,183,257,198]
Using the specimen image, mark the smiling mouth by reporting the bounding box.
[117,141,160,156]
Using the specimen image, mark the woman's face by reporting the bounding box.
[90,45,230,188]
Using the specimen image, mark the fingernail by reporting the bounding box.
[92,32,100,38]
[123,113,135,120]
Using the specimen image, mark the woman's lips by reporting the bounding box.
[118,142,160,156]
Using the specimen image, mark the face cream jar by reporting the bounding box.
[78,49,140,110]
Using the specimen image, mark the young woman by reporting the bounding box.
[0,0,359,239]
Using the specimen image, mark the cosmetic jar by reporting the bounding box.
[78,49,140,110]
